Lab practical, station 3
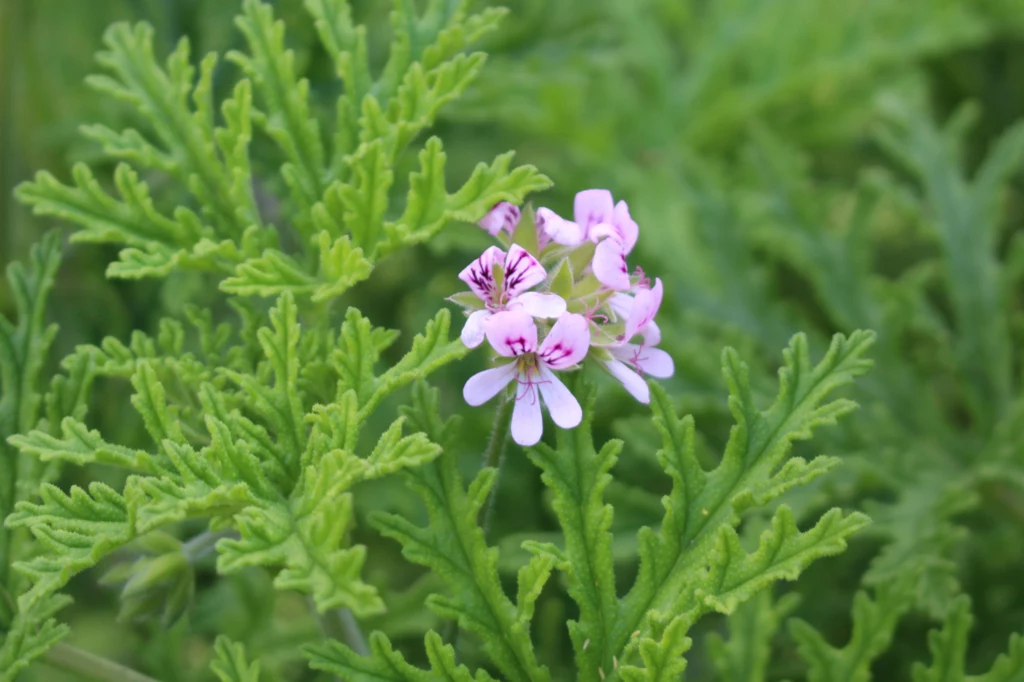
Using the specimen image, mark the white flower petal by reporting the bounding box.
[574,189,615,233]
[460,310,492,348]
[537,208,584,247]
[613,200,638,254]
[604,359,650,404]
[611,344,674,379]
[624,278,663,340]
[503,245,547,298]
[463,363,517,406]
[538,366,582,429]
[538,313,591,369]
[510,292,567,318]
[478,202,520,236]
[458,246,506,304]
[484,310,538,357]
[642,319,662,347]
[511,376,544,446]
[592,238,631,291]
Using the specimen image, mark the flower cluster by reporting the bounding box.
[451,189,674,446]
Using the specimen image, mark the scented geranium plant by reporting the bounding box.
[1,1,874,681]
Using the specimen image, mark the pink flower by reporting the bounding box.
[536,189,639,290]
[478,202,521,236]
[463,311,590,446]
[602,278,673,403]
[456,245,567,348]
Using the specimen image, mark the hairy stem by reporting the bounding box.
[444,391,516,655]
[182,529,237,562]
[480,390,515,541]
[43,642,160,682]
[309,598,369,657]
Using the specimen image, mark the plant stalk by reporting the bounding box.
[309,597,369,658]
[43,642,161,682]
[479,390,515,541]
[445,390,516,656]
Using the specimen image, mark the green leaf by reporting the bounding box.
[84,23,252,236]
[790,578,916,682]
[912,595,972,682]
[372,385,550,682]
[312,232,373,302]
[211,636,261,682]
[527,382,621,680]
[612,331,875,657]
[0,593,72,682]
[6,482,135,612]
[706,590,801,682]
[0,231,64,624]
[231,0,325,230]
[306,630,495,682]
[8,417,159,474]
[548,257,574,300]
[362,308,468,418]
[876,103,1020,429]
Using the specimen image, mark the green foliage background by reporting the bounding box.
[3,0,1024,680]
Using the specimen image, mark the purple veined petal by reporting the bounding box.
[463,362,517,406]
[537,365,582,429]
[538,312,591,369]
[458,246,506,304]
[642,319,662,347]
[613,200,638,254]
[604,358,650,404]
[478,202,521,236]
[574,189,615,235]
[509,292,567,318]
[511,371,544,446]
[623,277,663,340]
[460,309,492,348]
[503,245,547,299]
[485,309,538,357]
[537,207,585,247]
[592,238,631,291]
[611,344,674,378]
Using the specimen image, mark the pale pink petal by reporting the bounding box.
[503,245,547,299]
[509,292,566,318]
[537,365,582,428]
[538,313,591,369]
[478,202,520,236]
[642,319,662,347]
[604,359,650,403]
[613,200,638,253]
[574,189,615,233]
[536,208,584,247]
[511,373,544,446]
[460,309,492,348]
[587,223,619,243]
[623,278,663,340]
[485,310,537,357]
[463,363,517,406]
[592,238,631,291]
[458,246,506,303]
[611,344,674,378]
[609,292,633,321]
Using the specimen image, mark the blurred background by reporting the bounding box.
[4,0,1024,680]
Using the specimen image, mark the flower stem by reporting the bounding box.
[182,529,236,562]
[309,598,369,656]
[43,642,160,682]
[445,391,516,656]
[479,391,516,542]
